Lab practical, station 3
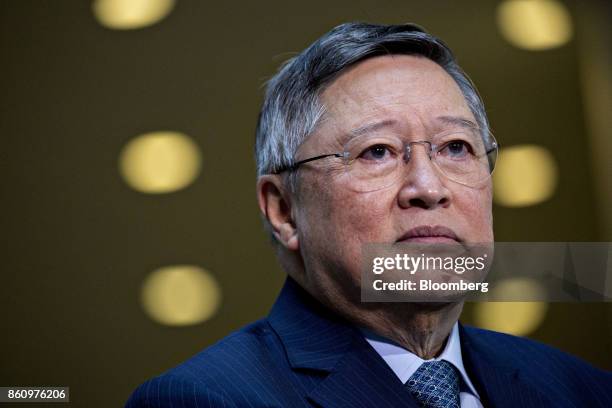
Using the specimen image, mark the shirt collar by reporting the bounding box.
[360,322,480,398]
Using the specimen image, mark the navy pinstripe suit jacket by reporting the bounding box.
[126,276,612,407]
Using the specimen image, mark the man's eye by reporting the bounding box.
[360,144,393,161]
[440,140,472,159]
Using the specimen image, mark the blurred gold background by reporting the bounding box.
[1,0,610,406]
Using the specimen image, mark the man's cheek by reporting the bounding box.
[347,204,389,240]
[459,187,488,212]
[458,190,493,238]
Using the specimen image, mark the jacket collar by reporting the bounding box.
[267,276,420,408]
[459,324,555,408]
[267,275,357,371]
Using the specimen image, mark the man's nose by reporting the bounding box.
[397,144,451,210]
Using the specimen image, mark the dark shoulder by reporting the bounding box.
[125,373,238,408]
[125,318,284,408]
[462,325,606,370]
[462,325,612,399]
[169,318,280,380]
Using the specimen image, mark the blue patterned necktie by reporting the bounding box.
[405,360,460,408]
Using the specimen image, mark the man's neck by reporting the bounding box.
[317,288,463,359]
[290,269,463,359]
[354,302,463,359]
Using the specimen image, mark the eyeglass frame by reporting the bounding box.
[272,132,499,185]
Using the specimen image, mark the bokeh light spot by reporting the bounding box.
[92,0,175,30]
[493,144,558,207]
[119,131,201,194]
[475,278,548,336]
[497,0,573,50]
[141,265,221,326]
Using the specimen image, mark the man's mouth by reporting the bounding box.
[396,225,460,243]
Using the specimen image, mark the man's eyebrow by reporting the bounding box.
[335,116,478,146]
[435,115,479,130]
[349,119,398,136]
[335,119,397,146]
[349,116,478,136]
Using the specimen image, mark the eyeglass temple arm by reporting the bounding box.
[273,153,344,174]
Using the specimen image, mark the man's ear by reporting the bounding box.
[256,175,299,251]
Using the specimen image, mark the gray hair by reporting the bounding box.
[255,22,490,184]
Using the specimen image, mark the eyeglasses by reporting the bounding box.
[273,128,498,192]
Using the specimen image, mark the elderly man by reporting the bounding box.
[126,22,611,408]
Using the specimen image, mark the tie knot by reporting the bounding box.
[405,360,460,408]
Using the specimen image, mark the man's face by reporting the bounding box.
[292,54,493,297]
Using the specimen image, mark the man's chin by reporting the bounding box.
[405,299,465,310]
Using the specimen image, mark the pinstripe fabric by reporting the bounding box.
[459,325,612,408]
[125,276,612,407]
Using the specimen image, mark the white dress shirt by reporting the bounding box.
[360,322,483,408]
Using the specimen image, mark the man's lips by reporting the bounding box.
[396,225,460,243]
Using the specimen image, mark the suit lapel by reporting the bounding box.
[306,334,420,408]
[268,277,419,407]
[459,324,555,408]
